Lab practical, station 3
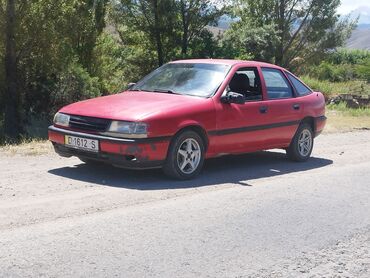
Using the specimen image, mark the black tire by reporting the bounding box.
[286,123,314,162]
[163,130,205,180]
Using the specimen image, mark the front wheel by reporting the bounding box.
[286,123,314,162]
[163,131,205,180]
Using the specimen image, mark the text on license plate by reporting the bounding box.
[64,135,99,152]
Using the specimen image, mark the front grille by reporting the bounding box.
[69,115,110,132]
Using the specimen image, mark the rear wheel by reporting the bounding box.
[163,130,205,179]
[286,123,314,162]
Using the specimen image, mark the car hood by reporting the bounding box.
[59,91,209,121]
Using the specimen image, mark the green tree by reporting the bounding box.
[111,0,224,67]
[177,0,223,57]
[0,0,109,139]
[226,0,357,68]
[221,20,279,61]
[64,0,109,71]
[111,0,178,67]
[3,0,20,139]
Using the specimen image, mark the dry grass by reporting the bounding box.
[324,110,370,133]
[0,139,53,156]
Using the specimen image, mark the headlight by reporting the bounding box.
[105,121,148,138]
[53,112,70,127]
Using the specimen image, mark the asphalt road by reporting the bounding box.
[0,131,369,277]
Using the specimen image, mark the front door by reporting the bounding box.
[212,67,273,154]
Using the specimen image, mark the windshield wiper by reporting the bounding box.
[152,89,179,95]
[128,88,153,92]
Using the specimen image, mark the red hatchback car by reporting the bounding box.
[49,59,326,179]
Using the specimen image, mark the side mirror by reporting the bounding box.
[127,82,136,90]
[221,92,245,104]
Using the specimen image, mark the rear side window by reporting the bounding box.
[286,72,312,96]
[261,68,293,99]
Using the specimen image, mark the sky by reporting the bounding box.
[338,0,370,15]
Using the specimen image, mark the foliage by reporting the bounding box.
[221,20,279,61]
[50,62,101,115]
[90,33,128,93]
[225,0,357,68]
[308,62,356,82]
[302,49,370,82]
[110,0,223,68]
[301,76,370,98]
[177,0,224,57]
[0,0,109,139]
[327,49,370,65]
[327,102,370,117]
[355,58,370,82]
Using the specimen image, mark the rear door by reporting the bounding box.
[259,67,303,148]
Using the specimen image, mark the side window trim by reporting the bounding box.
[282,70,298,98]
[261,67,294,100]
[228,66,264,102]
[285,71,312,97]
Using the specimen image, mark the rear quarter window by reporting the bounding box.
[286,72,312,96]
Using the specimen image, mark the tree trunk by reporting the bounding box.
[153,0,164,66]
[180,1,188,56]
[275,0,286,66]
[4,0,20,139]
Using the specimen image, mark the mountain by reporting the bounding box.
[346,27,370,50]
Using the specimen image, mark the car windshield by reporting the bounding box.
[130,63,231,97]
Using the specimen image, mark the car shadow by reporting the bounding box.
[48,151,333,190]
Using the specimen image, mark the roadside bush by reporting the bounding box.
[327,102,370,117]
[91,33,128,94]
[328,49,370,65]
[355,58,370,82]
[303,49,370,83]
[301,76,370,98]
[50,62,101,116]
[309,62,355,82]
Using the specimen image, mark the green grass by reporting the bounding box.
[327,102,370,117]
[301,76,370,99]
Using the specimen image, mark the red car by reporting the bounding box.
[49,59,326,179]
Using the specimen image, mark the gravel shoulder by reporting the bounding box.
[0,131,370,277]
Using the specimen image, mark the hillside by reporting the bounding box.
[346,27,370,50]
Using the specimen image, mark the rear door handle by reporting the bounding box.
[259,106,268,114]
[293,104,300,110]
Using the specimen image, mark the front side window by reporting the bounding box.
[131,63,231,98]
[227,67,262,101]
[286,72,312,96]
[261,68,293,99]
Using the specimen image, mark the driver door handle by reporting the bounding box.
[293,104,300,110]
[259,106,268,114]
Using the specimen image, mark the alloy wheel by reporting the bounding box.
[177,138,201,174]
[298,129,312,157]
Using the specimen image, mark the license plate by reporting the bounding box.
[64,135,99,152]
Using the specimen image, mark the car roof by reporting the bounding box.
[171,59,284,70]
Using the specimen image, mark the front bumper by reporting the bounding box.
[48,126,171,169]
